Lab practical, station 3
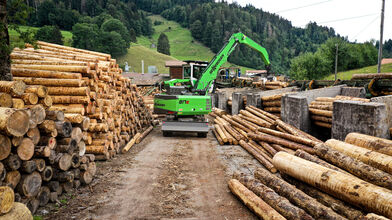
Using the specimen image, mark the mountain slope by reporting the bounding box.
[137,15,215,62]
[117,44,178,74]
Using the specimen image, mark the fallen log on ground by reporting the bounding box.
[228,179,285,220]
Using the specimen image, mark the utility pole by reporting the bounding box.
[335,43,338,81]
[377,0,385,73]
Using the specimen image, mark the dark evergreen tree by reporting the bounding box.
[157,32,170,55]
[190,20,203,40]
[35,25,64,45]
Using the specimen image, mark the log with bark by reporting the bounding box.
[0,202,32,220]
[254,167,344,219]
[314,143,392,190]
[345,133,392,156]
[233,173,313,220]
[228,179,285,220]
[273,151,392,218]
[0,108,29,137]
[239,140,277,173]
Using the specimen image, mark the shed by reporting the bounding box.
[165,60,186,79]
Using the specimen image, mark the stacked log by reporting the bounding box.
[0,83,99,214]
[227,127,392,218]
[309,95,369,129]
[264,81,289,90]
[11,41,154,160]
[260,93,293,118]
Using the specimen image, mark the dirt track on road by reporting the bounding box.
[44,129,260,219]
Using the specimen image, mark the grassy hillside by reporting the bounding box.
[8,25,73,47]
[323,63,392,80]
[132,15,251,73]
[117,44,178,74]
[137,15,215,62]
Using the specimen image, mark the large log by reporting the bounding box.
[45,110,64,121]
[40,166,53,182]
[0,93,12,107]
[27,104,46,126]
[345,133,392,156]
[255,167,343,219]
[47,87,89,96]
[0,134,11,160]
[11,64,89,74]
[228,179,285,220]
[21,161,37,174]
[4,154,21,171]
[55,153,72,171]
[0,81,26,96]
[248,133,315,154]
[326,139,392,175]
[239,140,277,173]
[37,186,50,207]
[273,152,392,218]
[5,171,21,189]
[0,108,29,137]
[14,77,82,87]
[282,174,364,220]
[17,138,35,161]
[0,162,6,181]
[24,85,48,98]
[233,173,313,220]
[295,149,352,175]
[11,98,24,109]
[16,172,42,197]
[0,202,32,220]
[55,121,72,138]
[11,68,82,79]
[51,95,90,104]
[136,126,153,144]
[122,133,141,153]
[49,104,85,115]
[257,127,317,147]
[309,108,332,117]
[314,143,392,190]
[0,186,14,214]
[26,127,40,145]
[33,159,46,172]
[14,93,38,105]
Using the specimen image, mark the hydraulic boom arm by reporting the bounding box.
[194,32,271,93]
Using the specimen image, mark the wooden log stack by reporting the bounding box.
[264,81,289,90]
[0,82,99,215]
[309,95,369,129]
[219,113,392,219]
[10,41,154,160]
[260,93,291,118]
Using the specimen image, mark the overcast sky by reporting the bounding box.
[226,0,391,43]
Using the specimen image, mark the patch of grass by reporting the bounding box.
[117,44,178,74]
[8,25,73,47]
[33,216,43,220]
[60,198,68,205]
[132,15,252,73]
[323,63,392,80]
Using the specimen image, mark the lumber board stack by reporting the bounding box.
[10,41,154,160]
[309,95,369,129]
[215,108,392,219]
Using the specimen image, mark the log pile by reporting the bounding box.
[264,81,289,90]
[260,93,292,118]
[209,106,322,172]
[222,121,392,219]
[10,41,154,160]
[309,95,369,129]
[0,80,100,214]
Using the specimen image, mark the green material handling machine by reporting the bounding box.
[154,32,271,137]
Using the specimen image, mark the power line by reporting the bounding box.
[317,13,378,24]
[275,0,333,13]
[353,15,379,40]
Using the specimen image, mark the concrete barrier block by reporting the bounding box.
[341,87,366,98]
[332,100,389,140]
[246,93,261,108]
[232,92,244,115]
[371,95,392,128]
[217,92,228,111]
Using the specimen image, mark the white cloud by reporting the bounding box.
[226,0,391,43]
